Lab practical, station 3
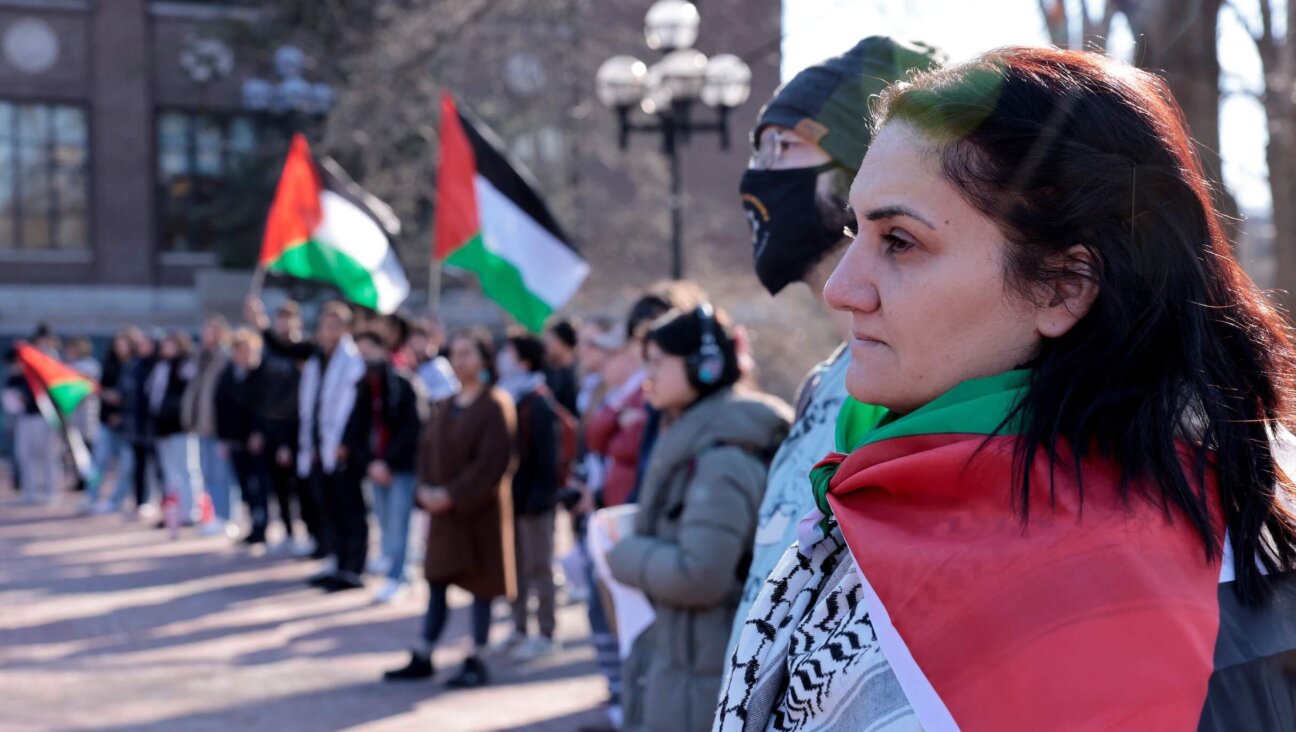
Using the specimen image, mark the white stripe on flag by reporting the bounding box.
[313,190,409,313]
[474,176,589,308]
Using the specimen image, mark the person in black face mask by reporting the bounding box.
[727,36,945,658]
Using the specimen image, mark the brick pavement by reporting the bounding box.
[0,493,611,732]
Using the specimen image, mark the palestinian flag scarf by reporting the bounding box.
[434,92,589,332]
[260,134,410,314]
[803,370,1296,731]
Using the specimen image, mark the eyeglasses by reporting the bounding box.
[748,128,793,171]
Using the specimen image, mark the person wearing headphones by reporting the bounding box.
[606,305,791,732]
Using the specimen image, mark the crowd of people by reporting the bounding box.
[9,32,1296,732]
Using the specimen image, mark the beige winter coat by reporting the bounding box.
[608,387,792,732]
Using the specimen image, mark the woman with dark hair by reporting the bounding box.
[148,330,205,534]
[607,306,791,732]
[384,327,517,689]
[717,47,1296,732]
[87,328,136,513]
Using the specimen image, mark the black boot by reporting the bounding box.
[383,652,434,681]
[445,655,490,689]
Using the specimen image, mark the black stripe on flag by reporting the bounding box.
[456,104,576,252]
[317,155,402,241]
[1197,571,1296,731]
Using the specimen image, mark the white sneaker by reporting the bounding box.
[200,519,227,538]
[372,578,407,604]
[291,537,317,558]
[307,556,338,583]
[366,556,392,576]
[487,632,526,657]
[511,636,559,662]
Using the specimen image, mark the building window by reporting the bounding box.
[156,110,260,253]
[0,101,89,251]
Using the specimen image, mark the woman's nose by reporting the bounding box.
[824,239,880,314]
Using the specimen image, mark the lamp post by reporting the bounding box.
[241,46,334,300]
[241,45,334,134]
[595,0,751,279]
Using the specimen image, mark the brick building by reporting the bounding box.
[0,0,781,335]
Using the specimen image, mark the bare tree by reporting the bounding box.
[1234,0,1296,314]
[1037,0,1120,50]
[1038,1,1242,245]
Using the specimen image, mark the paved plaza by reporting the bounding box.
[0,493,609,732]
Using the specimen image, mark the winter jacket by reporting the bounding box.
[148,357,193,438]
[121,356,156,442]
[343,363,427,475]
[607,388,791,732]
[419,387,517,600]
[259,328,314,451]
[512,387,560,516]
[98,354,126,429]
[585,376,648,508]
[181,346,229,437]
[214,363,265,444]
[544,363,580,416]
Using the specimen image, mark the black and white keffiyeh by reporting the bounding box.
[714,519,921,732]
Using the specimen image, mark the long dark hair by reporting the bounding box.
[875,47,1296,603]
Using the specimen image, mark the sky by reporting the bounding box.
[781,0,1276,214]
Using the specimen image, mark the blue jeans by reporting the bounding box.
[371,472,415,581]
[199,435,236,521]
[93,426,135,507]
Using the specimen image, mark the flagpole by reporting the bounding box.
[427,259,442,314]
[249,264,267,302]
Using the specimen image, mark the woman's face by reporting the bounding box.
[113,334,133,359]
[825,123,1043,414]
[643,341,698,412]
[449,336,485,385]
[160,337,180,361]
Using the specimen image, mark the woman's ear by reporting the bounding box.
[1036,244,1100,339]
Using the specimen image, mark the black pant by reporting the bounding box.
[316,465,368,576]
[267,451,301,539]
[423,582,492,648]
[131,441,162,508]
[230,447,270,539]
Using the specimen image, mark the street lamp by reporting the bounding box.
[595,0,751,279]
[241,45,335,130]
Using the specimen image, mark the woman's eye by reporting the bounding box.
[882,232,914,254]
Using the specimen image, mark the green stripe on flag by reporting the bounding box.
[48,380,93,417]
[837,369,1031,452]
[267,239,381,311]
[445,234,555,332]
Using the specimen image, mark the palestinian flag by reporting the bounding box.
[259,134,410,314]
[434,92,588,332]
[16,343,96,417]
[808,370,1296,731]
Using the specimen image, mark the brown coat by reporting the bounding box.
[419,386,517,600]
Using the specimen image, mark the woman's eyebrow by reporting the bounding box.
[865,205,937,230]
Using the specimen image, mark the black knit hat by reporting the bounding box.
[754,36,946,172]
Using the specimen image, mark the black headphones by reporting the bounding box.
[687,302,727,387]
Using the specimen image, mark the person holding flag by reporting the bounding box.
[6,331,99,506]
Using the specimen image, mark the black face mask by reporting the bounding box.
[739,163,840,296]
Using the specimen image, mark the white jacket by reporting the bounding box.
[297,335,364,477]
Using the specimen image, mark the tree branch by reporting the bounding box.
[1038,0,1071,47]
